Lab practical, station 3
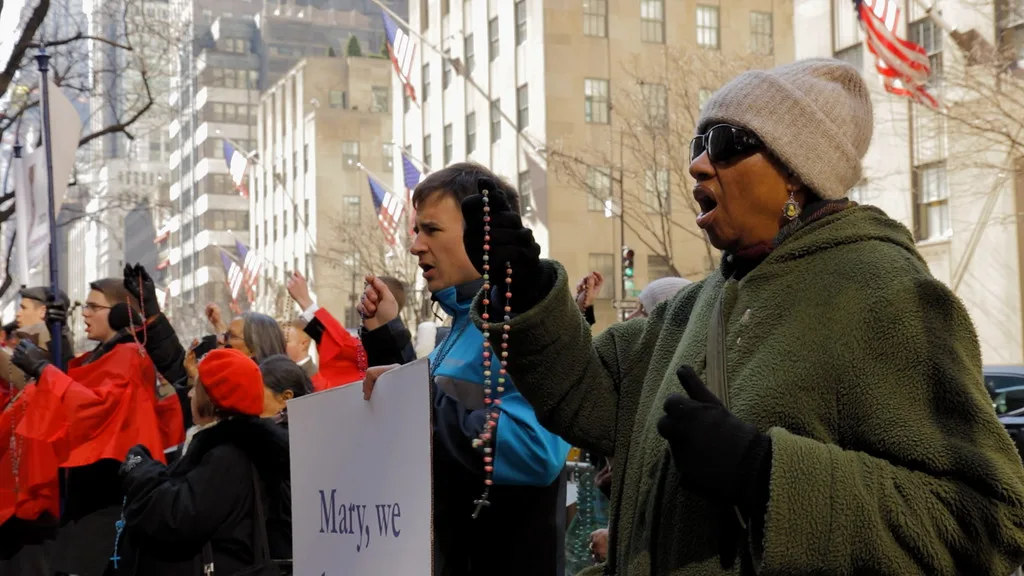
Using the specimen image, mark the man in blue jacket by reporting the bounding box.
[360,162,570,576]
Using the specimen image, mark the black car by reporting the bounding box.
[985,366,1024,457]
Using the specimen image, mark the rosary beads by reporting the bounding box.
[472,188,512,520]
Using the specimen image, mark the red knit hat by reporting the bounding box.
[197,348,265,416]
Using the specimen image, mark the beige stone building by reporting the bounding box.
[393,0,795,330]
[254,55,394,325]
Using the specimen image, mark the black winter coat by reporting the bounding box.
[120,417,291,576]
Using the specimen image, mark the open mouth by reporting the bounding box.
[694,187,718,215]
[420,263,435,278]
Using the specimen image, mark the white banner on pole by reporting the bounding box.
[288,358,432,576]
[11,152,30,283]
[23,78,83,271]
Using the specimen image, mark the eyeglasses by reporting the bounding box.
[83,302,111,313]
[689,124,764,165]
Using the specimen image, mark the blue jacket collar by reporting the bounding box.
[432,278,485,317]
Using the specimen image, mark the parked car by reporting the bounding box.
[985,366,1024,457]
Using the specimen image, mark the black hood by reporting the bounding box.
[187,416,291,486]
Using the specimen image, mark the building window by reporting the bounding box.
[998,0,1024,65]
[586,166,612,211]
[342,141,359,168]
[698,88,713,110]
[750,11,773,55]
[584,78,609,124]
[466,112,477,154]
[908,18,942,85]
[914,163,950,241]
[489,17,499,61]
[587,253,615,299]
[642,83,667,124]
[644,168,670,213]
[443,50,453,89]
[343,195,360,224]
[329,90,347,108]
[583,0,607,37]
[444,123,453,165]
[834,44,864,69]
[303,143,309,173]
[641,0,664,44]
[422,63,431,101]
[421,0,429,30]
[833,0,862,53]
[491,99,501,143]
[517,84,529,128]
[647,255,672,283]
[371,86,389,113]
[464,34,476,74]
[518,169,533,214]
[423,134,432,170]
[696,5,720,49]
[382,143,394,172]
[515,0,527,45]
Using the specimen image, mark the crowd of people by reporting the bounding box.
[1,57,1024,576]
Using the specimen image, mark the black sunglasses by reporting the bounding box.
[689,124,764,165]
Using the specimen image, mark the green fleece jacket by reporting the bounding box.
[473,206,1024,575]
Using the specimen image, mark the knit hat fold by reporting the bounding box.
[697,58,873,201]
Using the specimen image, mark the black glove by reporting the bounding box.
[12,340,51,379]
[461,182,540,277]
[461,181,545,313]
[119,444,153,479]
[658,366,771,569]
[45,299,67,325]
[124,263,160,318]
[657,366,770,512]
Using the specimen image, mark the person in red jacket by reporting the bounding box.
[12,278,166,576]
[285,271,366,390]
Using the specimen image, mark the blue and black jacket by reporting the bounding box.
[360,279,570,487]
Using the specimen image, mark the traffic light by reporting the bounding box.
[622,246,635,294]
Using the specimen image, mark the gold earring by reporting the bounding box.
[782,189,800,220]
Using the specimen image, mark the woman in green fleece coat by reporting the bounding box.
[462,59,1024,575]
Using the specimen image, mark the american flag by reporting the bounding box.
[368,176,404,246]
[223,141,251,197]
[234,240,261,303]
[855,0,940,109]
[382,11,417,103]
[219,251,244,313]
[401,152,422,237]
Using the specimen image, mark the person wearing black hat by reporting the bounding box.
[16,286,73,367]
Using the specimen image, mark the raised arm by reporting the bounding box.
[472,261,654,456]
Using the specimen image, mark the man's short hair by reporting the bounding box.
[378,276,406,311]
[411,162,521,215]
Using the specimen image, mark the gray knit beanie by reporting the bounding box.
[639,277,692,313]
[697,58,873,201]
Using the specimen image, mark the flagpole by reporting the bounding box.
[355,162,398,195]
[219,132,318,253]
[389,141,429,172]
[35,47,64,371]
[370,0,544,156]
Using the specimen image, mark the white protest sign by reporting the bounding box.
[289,358,432,576]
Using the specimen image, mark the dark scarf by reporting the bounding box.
[723,199,856,280]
